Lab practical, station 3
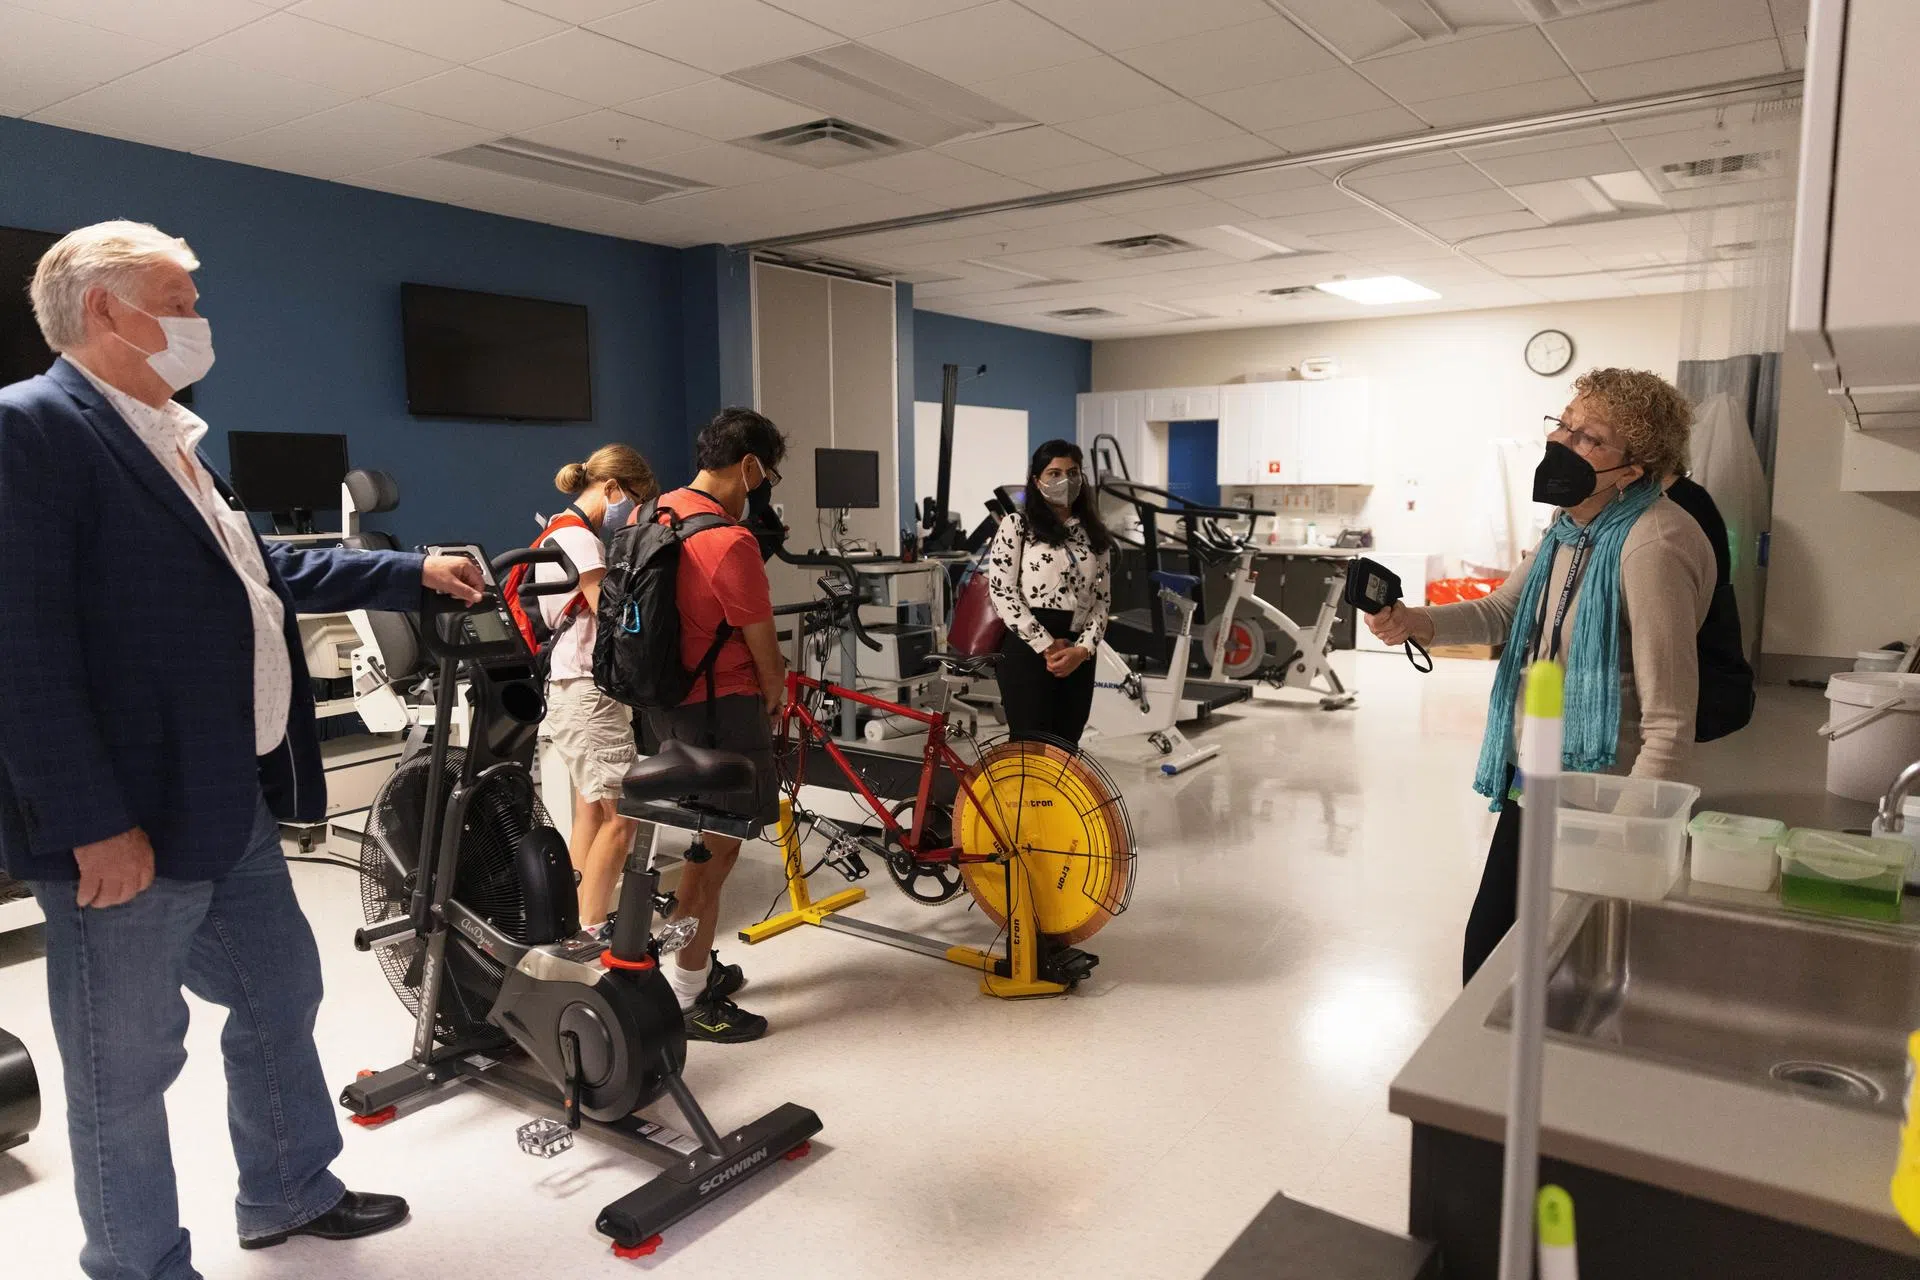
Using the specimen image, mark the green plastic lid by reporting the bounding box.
[1689,811,1786,840]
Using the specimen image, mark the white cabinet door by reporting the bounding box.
[1079,391,1146,480]
[1217,387,1259,485]
[1297,378,1372,485]
[1248,382,1302,484]
[1145,386,1222,421]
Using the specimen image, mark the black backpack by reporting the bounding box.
[592,500,735,711]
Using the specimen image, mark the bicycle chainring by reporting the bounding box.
[884,800,966,905]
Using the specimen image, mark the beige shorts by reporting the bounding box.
[546,678,636,804]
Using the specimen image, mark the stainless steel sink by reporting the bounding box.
[1487,896,1920,1115]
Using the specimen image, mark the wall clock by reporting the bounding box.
[1525,328,1574,377]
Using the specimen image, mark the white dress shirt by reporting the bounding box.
[70,360,293,754]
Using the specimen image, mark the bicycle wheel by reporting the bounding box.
[951,739,1135,945]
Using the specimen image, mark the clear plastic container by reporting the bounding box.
[1778,828,1912,922]
[1688,811,1786,890]
[1551,773,1701,901]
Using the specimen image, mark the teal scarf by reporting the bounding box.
[1472,478,1663,800]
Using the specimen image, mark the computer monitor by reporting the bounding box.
[227,431,349,523]
[815,447,881,510]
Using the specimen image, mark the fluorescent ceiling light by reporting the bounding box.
[1590,169,1666,209]
[1314,275,1440,304]
[1211,224,1298,257]
[960,257,1055,282]
[1137,299,1209,319]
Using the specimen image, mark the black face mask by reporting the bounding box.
[1532,440,1633,507]
[744,475,783,561]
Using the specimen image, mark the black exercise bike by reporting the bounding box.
[339,542,818,1260]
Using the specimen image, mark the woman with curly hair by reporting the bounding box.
[1366,368,1715,981]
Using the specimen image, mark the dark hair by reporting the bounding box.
[1022,439,1112,554]
[695,406,787,472]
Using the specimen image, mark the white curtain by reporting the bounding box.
[1690,392,1771,659]
[1462,436,1548,576]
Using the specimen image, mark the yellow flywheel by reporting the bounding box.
[953,739,1134,945]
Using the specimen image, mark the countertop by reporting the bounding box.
[1389,684,1919,1259]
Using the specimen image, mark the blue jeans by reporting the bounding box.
[30,795,347,1280]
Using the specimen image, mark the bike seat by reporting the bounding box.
[1149,570,1201,597]
[621,739,756,804]
[929,651,998,677]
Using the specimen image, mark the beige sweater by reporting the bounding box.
[1430,496,1715,780]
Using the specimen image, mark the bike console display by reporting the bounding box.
[420,542,579,665]
[1342,557,1432,673]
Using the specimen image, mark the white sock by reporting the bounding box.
[664,956,707,1011]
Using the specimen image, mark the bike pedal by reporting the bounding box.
[1040,946,1099,986]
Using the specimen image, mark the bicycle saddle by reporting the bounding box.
[929,651,998,678]
[622,739,756,803]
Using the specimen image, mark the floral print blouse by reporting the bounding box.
[985,512,1112,654]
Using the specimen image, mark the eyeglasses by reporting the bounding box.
[1543,415,1627,458]
[757,458,781,488]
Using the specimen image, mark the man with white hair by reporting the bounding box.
[0,220,486,1280]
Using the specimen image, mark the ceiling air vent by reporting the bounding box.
[732,43,1027,150]
[1045,307,1121,320]
[1259,285,1318,297]
[1093,234,1197,261]
[1658,151,1780,189]
[737,117,906,169]
[438,139,703,205]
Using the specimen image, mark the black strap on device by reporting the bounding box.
[1343,557,1433,673]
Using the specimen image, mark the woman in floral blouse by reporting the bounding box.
[986,439,1114,746]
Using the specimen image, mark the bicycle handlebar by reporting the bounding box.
[489,544,580,595]
[773,547,883,651]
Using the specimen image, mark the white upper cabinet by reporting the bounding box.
[1095,379,1372,489]
[1143,386,1221,423]
[1077,391,1147,482]
[1296,378,1373,485]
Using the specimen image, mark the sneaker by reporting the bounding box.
[685,995,768,1044]
[704,949,746,1000]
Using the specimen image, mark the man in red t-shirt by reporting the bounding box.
[639,408,788,1043]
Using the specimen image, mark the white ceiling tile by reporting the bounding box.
[916,173,1046,209]
[1071,185,1210,214]
[1115,16,1338,96]
[727,167,892,214]
[589,0,838,75]
[509,0,639,21]
[1361,27,1571,102]
[1419,210,1543,240]
[968,55,1174,125]
[1128,133,1281,176]
[1321,148,1462,179]
[1388,188,1524,221]
[766,0,989,39]
[648,141,805,185]
[1767,0,1807,33]
[620,78,820,139]
[1782,29,1804,70]
[1468,139,1638,185]
[1057,101,1244,156]
[1475,246,1602,276]
[835,149,1002,193]
[1021,0,1277,52]
[1348,160,1493,202]
[474,29,707,108]
[1127,197,1265,233]
[1226,181,1358,220]
[200,99,491,178]
[196,13,449,97]
[1545,0,1776,72]
[1411,76,1592,129]
[1023,155,1156,191]
[288,0,566,62]
[1579,40,1785,100]
[1308,227,1440,255]
[1276,0,1423,62]
[0,5,169,115]
[513,109,710,164]
[1258,106,1428,154]
[8,0,271,47]
[862,1,1095,85]
[939,125,1110,175]
[1190,164,1331,200]
[29,51,347,150]
[1263,205,1396,235]
[1463,125,1615,161]
[1197,66,1396,133]
[377,68,595,134]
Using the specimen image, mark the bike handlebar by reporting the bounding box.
[489,544,580,595]
[773,547,883,651]
[418,543,579,663]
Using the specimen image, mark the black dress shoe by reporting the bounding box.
[239,1190,410,1249]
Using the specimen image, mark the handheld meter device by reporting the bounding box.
[1343,557,1432,673]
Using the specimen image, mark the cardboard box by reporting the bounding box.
[1428,643,1499,661]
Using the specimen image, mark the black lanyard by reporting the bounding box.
[1531,536,1591,663]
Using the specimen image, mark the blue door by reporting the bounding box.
[1166,420,1221,507]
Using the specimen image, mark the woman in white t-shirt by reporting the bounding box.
[536,444,656,929]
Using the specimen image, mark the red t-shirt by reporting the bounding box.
[657,488,772,704]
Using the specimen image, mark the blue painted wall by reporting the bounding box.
[0,115,689,557]
[679,243,754,432]
[911,309,1091,461]
[1166,420,1222,507]
[895,283,917,523]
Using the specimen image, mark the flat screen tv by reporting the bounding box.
[0,225,59,388]
[401,282,592,422]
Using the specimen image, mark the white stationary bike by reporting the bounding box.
[1199,525,1355,710]
[1085,572,1219,775]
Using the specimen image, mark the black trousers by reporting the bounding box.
[1463,793,1522,984]
[997,608,1096,748]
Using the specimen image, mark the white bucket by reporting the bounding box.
[1820,672,1920,801]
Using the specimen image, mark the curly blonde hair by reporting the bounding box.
[1572,367,1692,479]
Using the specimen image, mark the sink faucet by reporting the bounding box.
[1878,759,1920,833]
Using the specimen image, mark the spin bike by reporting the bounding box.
[341,543,818,1260]
[623,551,1137,999]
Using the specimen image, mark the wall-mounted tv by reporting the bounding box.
[1,225,60,388]
[401,282,592,422]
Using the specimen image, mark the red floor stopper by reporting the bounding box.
[783,1140,812,1162]
[350,1106,397,1128]
[612,1235,663,1259]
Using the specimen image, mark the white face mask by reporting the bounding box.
[1037,474,1082,506]
[112,295,214,391]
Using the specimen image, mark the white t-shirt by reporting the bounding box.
[534,519,604,682]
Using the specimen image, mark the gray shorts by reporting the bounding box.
[546,678,637,803]
[639,694,781,826]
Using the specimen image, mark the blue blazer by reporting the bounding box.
[0,359,425,881]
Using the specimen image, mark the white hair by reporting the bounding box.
[29,220,200,352]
